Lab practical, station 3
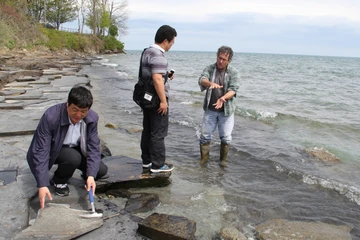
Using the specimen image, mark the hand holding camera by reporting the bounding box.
[168,69,175,78]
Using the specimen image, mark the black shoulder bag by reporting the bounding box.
[132,48,163,110]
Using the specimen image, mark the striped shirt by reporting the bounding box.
[141,44,170,97]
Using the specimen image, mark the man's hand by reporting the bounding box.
[213,97,226,109]
[200,78,223,89]
[85,176,96,195]
[209,82,223,89]
[39,187,52,209]
[157,101,168,115]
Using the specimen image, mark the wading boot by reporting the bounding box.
[220,143,230,167]
[200,142,210,164]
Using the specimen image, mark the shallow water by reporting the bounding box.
[87,51,360,239]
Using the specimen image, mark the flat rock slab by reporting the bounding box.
[0,115,38,136]
[96,156,172,192]
[0,102,24,109]
[14,203,103,240]
[29,80,51,85]
[5,90,43,100]
[5,82,30,88]
[0,96,4,102]
[42,69,65,75]
[0,89,26,96]
[50,76,90,87]
[16,76,37,82]
[255,219,352,240]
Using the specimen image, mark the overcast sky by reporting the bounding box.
[66,0,360,57]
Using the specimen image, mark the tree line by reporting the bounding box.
[2,0,128,38]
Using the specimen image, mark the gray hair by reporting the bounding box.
[217,46,233,62]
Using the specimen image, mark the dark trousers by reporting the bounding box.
[141,107,169,169]
[52,146,108,184]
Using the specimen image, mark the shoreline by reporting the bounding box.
[0,50,356,239]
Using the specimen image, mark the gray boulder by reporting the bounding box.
[138,213,196,240]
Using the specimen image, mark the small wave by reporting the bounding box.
[180,101,194,105]
[236,107,278,121]
[116,71,128,78]
[101,62,119,68]
[275,162,360,205]
[191,192,204,201]
[303,175,360,205]
[177,120,192,127]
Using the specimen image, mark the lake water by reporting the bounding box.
[86,50,360,239]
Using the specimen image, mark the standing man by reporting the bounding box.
[198,46,240,167]
[27,86,108,209]
[140,25,177,173]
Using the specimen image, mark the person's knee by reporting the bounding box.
[220,136,232,145]
[56,148,82,168]
[97,162,108,177]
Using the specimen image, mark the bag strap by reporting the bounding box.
[138,48,168,84]
[138,48,147,80]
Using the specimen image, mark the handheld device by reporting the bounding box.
[168,69,175,78]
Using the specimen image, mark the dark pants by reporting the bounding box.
[141,107,169,169]
[52,146,108,184]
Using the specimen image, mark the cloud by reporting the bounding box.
[128,0,360,23]
[63,0,360,57]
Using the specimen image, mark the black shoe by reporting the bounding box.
[50,180,69,196]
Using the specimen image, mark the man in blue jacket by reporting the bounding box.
[27,86,108,209]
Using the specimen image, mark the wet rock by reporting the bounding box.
[100,140,112,158]
[96,156,172,192]
[105,122,118,129]
[14,203,103,240]
[138,213,196,240]
[220,227,247,240]
[124,193,160,214]
[305,147,341,163]
[106,189,132,198]
[255,219,352,240]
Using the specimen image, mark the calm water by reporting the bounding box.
[87,51,360,239]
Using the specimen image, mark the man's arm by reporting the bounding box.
[198,64,219,91]
[28,112,54,209]
[84,113,101,194]
[200,78,223,89]
[153,73,168,115]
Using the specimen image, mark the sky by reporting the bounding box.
[65,0,360,57]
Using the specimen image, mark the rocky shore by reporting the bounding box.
[0,49,353,240]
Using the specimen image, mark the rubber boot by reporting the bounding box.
[200,142,210,164]
[220,143,229,167]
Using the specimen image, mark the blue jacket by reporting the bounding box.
[27,103,101,188]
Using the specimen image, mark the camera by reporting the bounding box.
[168,69,175,78]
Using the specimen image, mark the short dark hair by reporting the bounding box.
[154,25,177,44]
[67,86,93,109]
[217,46,234,62]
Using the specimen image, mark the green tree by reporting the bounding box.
[84,0,127,37]
[26,0,45,22]
[108,24,118,37]
[47,0,77,30]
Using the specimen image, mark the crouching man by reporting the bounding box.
[27,86,108,209]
